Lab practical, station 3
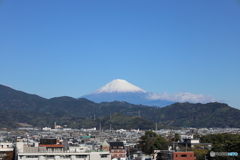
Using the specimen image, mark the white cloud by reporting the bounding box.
[146,92,217,103]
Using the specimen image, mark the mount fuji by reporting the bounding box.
[81,79,175,107]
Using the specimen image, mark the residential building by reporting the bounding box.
[15,139,111,160]
[179,139,212,149]
[153,150,196,160]
[101,141,110,151]
[0,142,14,160]
[109,142,127,160]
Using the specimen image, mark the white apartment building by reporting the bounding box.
[0,142,14,151]
[16,141,111,160]
[0,142,15,160]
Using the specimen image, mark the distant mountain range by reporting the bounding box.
[1,84,240,129]
[81,79,175,107]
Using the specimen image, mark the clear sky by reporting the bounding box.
[1,0,240,108]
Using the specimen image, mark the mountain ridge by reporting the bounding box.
[1,84,240,128]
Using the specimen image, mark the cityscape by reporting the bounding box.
[0,77,240,160]
[1,0,240,160]
[1,124,240,160]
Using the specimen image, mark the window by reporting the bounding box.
[76,155,87,158]
[60,155,71,158]
[26,156,39,158]
[47,155,55,158]
[100,154,108,158]
[181,154,187,157]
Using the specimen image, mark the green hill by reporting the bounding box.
[157,102,240,127]
[1,84,240,129]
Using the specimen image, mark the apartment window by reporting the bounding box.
[26,156,39,158]
[76,155,87,158]
[100,154,108,158]
[60,155,71,158]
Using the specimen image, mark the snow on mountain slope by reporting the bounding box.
[81,79,217,107]
[81,79,174,107]
[91,79,147,94]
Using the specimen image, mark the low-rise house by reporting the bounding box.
[101,141,110,151]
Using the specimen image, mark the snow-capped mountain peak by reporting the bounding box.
[81,79,216,107]
[91,79,147,94]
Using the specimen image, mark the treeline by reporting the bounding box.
[138,132,240,160]
[200,133,240,160]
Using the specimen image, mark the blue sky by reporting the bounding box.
[1,0,240,108]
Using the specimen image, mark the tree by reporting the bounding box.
[173,133,181,142]
[189,145,208,160]
[200,133,240,160]
[139,131,168,154]
[193,133,200,139]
